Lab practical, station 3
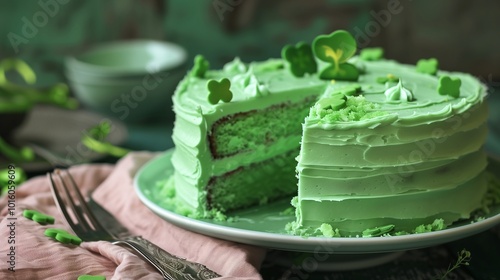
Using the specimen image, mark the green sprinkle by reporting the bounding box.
[360,47,384,61]
[281,42,317,77]
[362,224,395,237]
[44,228,82,245]
[78,275,106,280]
[207,78,233,105]
[23,209,55,225]
[416,58,439,75]
[438,76,461,98]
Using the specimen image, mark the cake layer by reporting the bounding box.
[209,97,315,158]
[298,124,487,167]
[206,150,298,211]
[298,150,487,197]
[296,171,488,235]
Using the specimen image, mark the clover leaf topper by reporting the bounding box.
[281,42,317,77]
[312,30,360,81]
[207,78,233,105]
[438,75,461,98]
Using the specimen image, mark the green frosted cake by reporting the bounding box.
[169,30,490,236]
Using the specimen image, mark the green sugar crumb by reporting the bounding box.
[319,223,341,238]
[413,218,446,234]
[474,216,485,222]
[158,176,175,198]
[312,95,387,123]
[285,221,313,237]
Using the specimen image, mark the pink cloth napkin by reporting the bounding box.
[0,152,266,280]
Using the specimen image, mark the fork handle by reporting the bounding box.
[114,236,220,280]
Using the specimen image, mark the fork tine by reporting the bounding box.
[48,171,85,235]
[59,169,107,232]
[49,169,108,240]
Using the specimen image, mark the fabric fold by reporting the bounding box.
[0,152,265,279]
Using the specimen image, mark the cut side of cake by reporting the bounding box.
[168,30,491,236]
[171,58,325,216]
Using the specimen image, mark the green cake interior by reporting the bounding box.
[209,97,315,158]
[206,150,298,211]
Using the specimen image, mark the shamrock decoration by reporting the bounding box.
[189,54,209,78]
[316,93,347,111]
[331,84,362,96]
[207,78,233,105]
[281,42,317,77]
[376,74,399,84]
[416,58,438,75]
[78,275,106,280]
[438,76,461,98]
[23,209,55,225]
[312,30,359,81]
[44,228,82,245]
[360,47,384,61]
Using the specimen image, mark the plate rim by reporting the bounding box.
[134,150,500,253]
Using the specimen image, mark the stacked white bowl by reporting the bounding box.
[65,40,187,123]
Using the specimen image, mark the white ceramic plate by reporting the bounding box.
[134,150,500,254]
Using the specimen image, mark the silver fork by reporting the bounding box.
[48,168,221,280]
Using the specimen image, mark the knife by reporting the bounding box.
[88,198,221,280]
